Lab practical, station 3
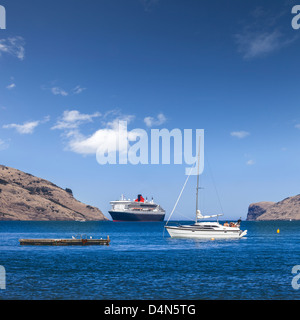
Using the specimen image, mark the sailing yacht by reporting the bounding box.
[165,211,247,239]
[164,140,247,239]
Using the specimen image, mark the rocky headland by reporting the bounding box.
[0,165,107,221]
[247,195,300,221]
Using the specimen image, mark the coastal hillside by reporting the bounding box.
[0,165,108,221]
[247,195,300,221]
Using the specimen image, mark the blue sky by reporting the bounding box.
[1,0,300,220]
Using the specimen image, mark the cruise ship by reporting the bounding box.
[108,194,166,221]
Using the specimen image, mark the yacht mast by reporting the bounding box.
[195,138,201,223]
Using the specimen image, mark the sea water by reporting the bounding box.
[0,220,299,300]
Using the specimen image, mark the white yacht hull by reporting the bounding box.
[165,226,247,239]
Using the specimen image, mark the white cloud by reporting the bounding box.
[234,7,297,59]
[52,110,101,130]
[0,139,8,150]
[72,85,86,95]
[3,116,50,135]
[0,36,25,60]
[51,87,68,96]
[295,124,300,129]
[246,159,255,165]
[144,113,166,127]
[48,85,86,96]
[62,110,97,123]
[53,110,137,156]
[3,121,40,134]
[67,119,138,155]
[6,83,16,90]
[235,30,294,60]
[230,131,250,139]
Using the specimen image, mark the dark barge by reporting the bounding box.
[19,235,110,246]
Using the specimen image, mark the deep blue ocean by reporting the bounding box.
[0,220,300,300]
